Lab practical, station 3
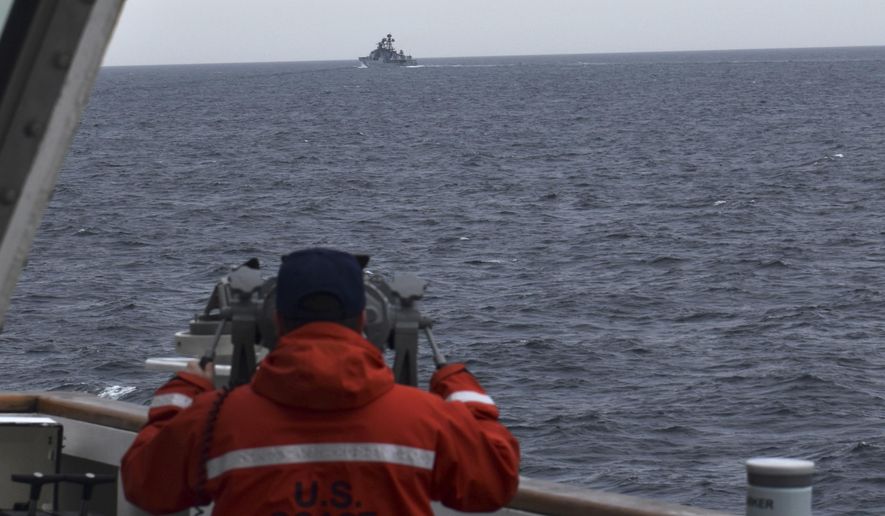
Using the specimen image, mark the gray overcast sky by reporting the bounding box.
[102,0,885,66]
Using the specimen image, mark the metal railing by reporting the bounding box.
[0,391,733,516]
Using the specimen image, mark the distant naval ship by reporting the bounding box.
[359,33,417,66]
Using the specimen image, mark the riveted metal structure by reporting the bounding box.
[0,0,125,329]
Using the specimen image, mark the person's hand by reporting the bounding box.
[186,359,215,382]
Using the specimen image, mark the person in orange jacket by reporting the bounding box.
[121,248,520,515]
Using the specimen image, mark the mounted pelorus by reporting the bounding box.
[147,256,445,387]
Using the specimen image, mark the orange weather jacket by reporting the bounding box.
[121,321,520,515]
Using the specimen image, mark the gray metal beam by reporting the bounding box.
[0,0,125,329]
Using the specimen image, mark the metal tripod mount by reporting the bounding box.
[228,301,258,387]
[225,261,265,387]
[387,273,447,386]
[389,274,424,386]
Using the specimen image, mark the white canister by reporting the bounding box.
[746,457,814,516]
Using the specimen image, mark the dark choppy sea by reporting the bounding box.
[4,47,885,514]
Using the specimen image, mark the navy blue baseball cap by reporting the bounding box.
[276,248,365,323]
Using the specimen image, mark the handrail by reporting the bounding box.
[512,476,732,515]
[0,391,147,431]
[0,391,734,516]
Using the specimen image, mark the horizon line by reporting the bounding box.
[102,43,885,68]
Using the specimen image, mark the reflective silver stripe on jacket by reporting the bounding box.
[446,390,495,406]
[206,443,436,479]
[149,393,193,409]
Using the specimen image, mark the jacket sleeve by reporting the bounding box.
[428,363,521,512]
[121,371,216,514]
